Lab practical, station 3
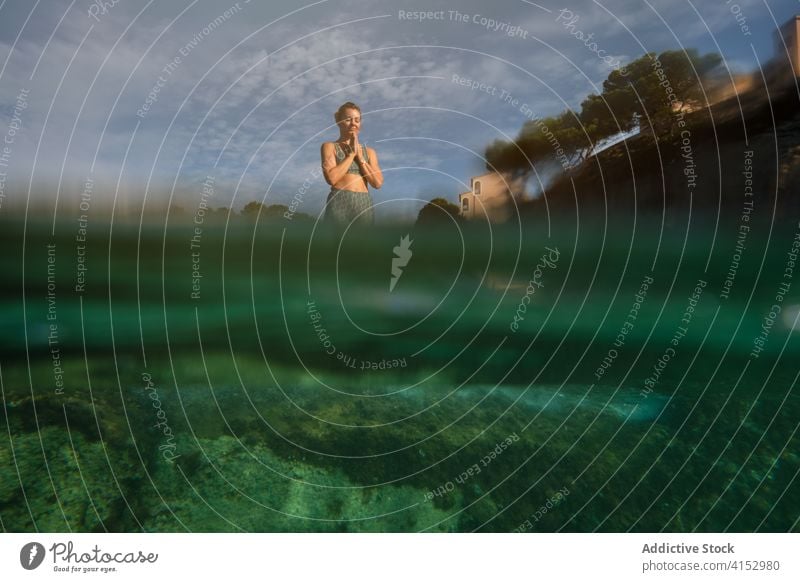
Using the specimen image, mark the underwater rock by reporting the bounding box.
[143,435,456,532]
[0,426,141,531]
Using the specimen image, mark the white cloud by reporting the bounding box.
[0,0,793,214]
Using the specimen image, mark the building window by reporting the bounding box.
[462,198,469,211]
[474,181,481,195]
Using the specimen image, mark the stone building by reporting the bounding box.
[458,172,515,223]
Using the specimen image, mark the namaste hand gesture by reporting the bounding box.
[348,132,365,163]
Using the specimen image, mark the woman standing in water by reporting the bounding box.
[320,102,383,225]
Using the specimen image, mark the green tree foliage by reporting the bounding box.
[416,197,461,226]
[485,48,722,175]
[241,201,312,222]
[241,201,265,217]
[590,49,722,136]
[241,202,290,219]
[579,93,629,146]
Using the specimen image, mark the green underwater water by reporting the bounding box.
[1,214,798,532]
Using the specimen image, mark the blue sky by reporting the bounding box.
[0,0,797,221]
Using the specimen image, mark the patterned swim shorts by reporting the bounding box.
[325,188,374,226]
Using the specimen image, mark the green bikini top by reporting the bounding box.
[333,142,369,174]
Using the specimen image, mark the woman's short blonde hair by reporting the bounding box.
[334,102,361,123]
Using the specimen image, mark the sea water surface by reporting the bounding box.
[1,214,798,532]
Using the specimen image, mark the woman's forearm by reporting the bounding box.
[357,160,383,189]
[324,152,357,185]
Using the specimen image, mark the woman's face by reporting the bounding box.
[338,108,361,136]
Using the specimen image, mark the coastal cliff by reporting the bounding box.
[540,78,800,222]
